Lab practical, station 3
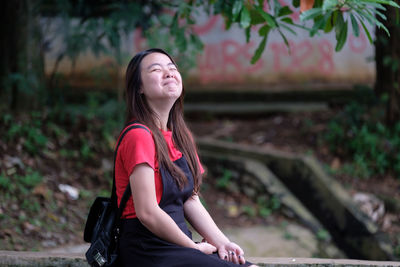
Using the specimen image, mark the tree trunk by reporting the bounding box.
[375,1,400,126]
[0,0,44,111]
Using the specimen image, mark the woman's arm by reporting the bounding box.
[183,195,246,264]
[130,163,216,254]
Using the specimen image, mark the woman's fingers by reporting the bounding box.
[238,254,246,264]
[196,242,217,254]
[218,244,246,264]
[231,251,240,264]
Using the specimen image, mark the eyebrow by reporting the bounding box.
[146,62,176,70]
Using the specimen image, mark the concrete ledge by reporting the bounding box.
[248,257,400,266]
[0,251,88,266]
[1,251,400,267]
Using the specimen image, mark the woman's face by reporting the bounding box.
[140,52,182,106]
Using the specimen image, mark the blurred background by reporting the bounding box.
[0,0,399,261]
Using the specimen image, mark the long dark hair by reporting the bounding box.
[125,48,202,192]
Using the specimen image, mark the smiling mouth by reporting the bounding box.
[164,81,177,86]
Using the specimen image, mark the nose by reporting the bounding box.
[165,69,174,78]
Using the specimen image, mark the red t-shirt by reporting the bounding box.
[115,123,203,219]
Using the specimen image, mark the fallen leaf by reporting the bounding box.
[330,157,341,170]
[47,212,59,222]
[33,183,50,199]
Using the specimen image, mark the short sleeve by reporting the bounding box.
[119,128,156,176]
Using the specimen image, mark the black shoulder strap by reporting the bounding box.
[110,120,151,218]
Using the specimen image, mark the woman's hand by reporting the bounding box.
[195,242,217,254]
[217,242,246,264]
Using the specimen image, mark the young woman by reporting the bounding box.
[115,48,256,266]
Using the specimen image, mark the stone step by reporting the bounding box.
[184,102,329,116]
[1,250,399,266]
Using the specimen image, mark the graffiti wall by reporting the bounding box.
[45,5,375,91]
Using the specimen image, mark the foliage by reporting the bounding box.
[316,229,330,241]
[242,205,257,217]
[216,169,233,188]
[45,1,154,66]
[38,0,400,84]
[395,244,400,258]
[42,0,204,84]
[257,195,281,218]
[3,0,399,122]
[323,99,400,178]
[5,112,48,156]
[143,2,204,75]
[300,0,399,51]
[177,0,400,64]
[0,94,124,250]
[0,169,43,197]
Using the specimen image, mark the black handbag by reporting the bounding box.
[83,121,149,266]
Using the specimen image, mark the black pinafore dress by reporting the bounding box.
[119,156,252,267]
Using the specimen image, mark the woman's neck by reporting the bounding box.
[149,102,172,131]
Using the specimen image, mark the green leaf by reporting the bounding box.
[350,13,359,37]
[323,11,334,33]
[255,6,277,27]
[374,8,387,20]
[273,0,282,15]
[322,0,338,12]
[335,19,348,51]
[190,34,204,50]
[366,2,387,10]
[356,8,377,24]
[356,8,390,35]
[225,17,233,30]
[310,13,330,36]
[360,19,373,43]
[251,34,268,64]
[245,26,251,43]
[171,12,179,35]
[292,0,300,8]
[176,28,187,51]
[240,6,251,28]
[314,0,324,8]
[278,29,290,52]
[278,6,293,17]
[300,8,323,21]
[249,8,266,24]
[258,24,271,36]
[232,0,244,20]
[361,0,400,8]
[281,17,294,24]
[279,22,297,35]
[335,11,344,39]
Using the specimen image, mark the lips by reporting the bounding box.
[163,79,178,86]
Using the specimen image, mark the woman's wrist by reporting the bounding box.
[214,238,231,249]
[188,240,199,250]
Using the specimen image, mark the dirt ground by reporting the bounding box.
[0,109,399,256]
[187,111,400,243]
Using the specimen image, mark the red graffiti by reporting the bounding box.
[193,15,221,35]
[317,39,335,74]
[197,40,263,83]
[348,27,368,53]
[288,40,315,72]
[269,39,334,74]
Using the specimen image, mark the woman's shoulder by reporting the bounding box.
[118,121,154,146]
[122,121,151,134]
